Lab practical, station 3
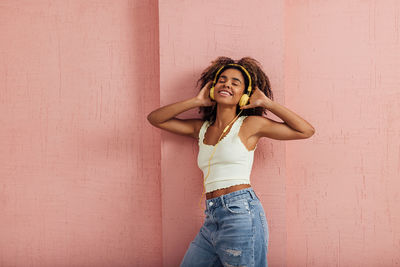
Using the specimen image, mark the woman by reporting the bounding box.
[147,56,315,267]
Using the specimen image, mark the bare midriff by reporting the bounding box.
[206,184,252,200]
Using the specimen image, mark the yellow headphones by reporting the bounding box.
[198,64,253,212]
[209,63,253,107]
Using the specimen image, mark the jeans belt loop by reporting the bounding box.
[249,189,256,200]
[220,194,226,207]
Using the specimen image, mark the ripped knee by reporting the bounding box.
[224,248,242,257]
[223,248,247,267]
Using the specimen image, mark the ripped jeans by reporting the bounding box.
[180,187,269,267]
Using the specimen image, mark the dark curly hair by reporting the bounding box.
[196,56,274,124]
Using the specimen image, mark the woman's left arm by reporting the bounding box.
[240,87,315,140]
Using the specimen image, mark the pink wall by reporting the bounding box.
[1,0,399,267]
[285,0,400,266]
[0,1,161,266]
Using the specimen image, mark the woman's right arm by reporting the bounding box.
[147,81,213,139]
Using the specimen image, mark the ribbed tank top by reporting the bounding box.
[197,115,257,193]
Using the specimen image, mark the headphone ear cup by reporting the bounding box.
[209,86,215,100]
[239,94,249,107]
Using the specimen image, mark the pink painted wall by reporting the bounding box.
[0,1,161,266]
[285,0,400,266]
[1,0,399,266]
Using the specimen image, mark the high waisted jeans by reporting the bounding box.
[180,187,269,267]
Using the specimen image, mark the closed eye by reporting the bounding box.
[218,79,239,86]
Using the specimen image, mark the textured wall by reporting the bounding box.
[285,0,400,266]
[0,1,161,266]
[1,0,399,266]
[158,0,286,266]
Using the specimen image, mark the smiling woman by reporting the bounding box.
[146,56,315,267]
[214,69,244,101]
[197,56,274,126]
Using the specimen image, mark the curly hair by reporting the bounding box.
[196,56,274,124]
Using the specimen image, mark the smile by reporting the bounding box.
[218,89,233,97]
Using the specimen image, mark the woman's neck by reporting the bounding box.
[213,104,239,128]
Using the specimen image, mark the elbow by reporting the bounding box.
[304,128,315,138]
[147,112,164,127]
[147,112,156,125]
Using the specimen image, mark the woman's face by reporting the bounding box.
[214,68,246,106]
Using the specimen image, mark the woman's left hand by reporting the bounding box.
[240,86,273,110]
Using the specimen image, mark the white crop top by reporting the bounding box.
[197,115,257,193]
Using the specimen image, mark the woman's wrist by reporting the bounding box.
[189,97,203,107]
[262,99,274,110]
[190,96,212,108]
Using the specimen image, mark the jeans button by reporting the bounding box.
[209,201,213,206]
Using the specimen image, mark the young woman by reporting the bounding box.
[147,56,315,267]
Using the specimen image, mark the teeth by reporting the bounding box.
[219,91,231,96]
[219,90,232,96]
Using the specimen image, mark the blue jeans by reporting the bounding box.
[180,187,269,267]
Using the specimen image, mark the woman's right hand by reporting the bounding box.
[195,80,214,107]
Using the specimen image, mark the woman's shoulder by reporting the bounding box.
[242,114,263,122]
[241,114,259,123]
[240,115,266,133]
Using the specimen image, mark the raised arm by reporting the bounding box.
[240,87,315,140]
[147,81,213,139]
